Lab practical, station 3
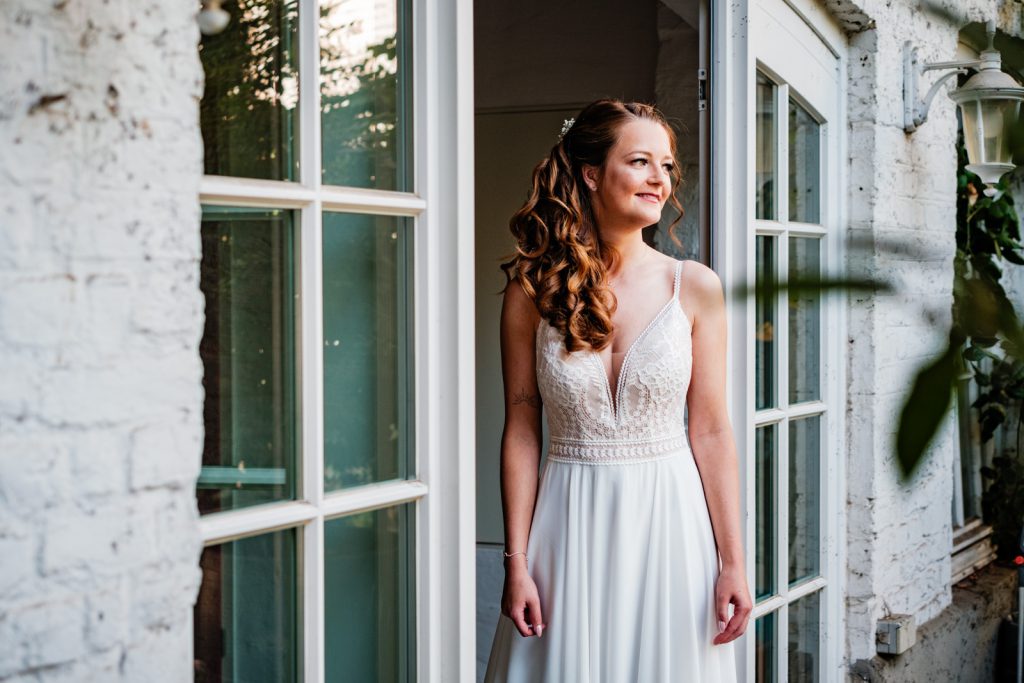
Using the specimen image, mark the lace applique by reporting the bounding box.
[535,260,693,465]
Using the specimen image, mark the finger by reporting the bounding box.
[527,597,546,637]
[716,593,731,625]
[510,604,533,638]
[719,612,745,642]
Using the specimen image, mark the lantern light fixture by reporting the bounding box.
[904,20,1024,196]
[198,0,231,36]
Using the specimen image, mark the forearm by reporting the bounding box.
[499,428,542,572]
[689,428,744,569]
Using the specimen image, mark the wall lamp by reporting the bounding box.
[904,20,1024,196]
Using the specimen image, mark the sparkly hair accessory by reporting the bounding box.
[558,117,575,140]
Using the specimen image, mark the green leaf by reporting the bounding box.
[895,343,958,480]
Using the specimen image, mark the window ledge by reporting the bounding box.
[952,519,996,585]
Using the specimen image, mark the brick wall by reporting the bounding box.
[0,2,204,680]
[833,0,1022,666]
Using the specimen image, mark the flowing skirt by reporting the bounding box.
[483,448,738,682]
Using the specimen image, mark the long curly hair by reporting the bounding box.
[499,98,686,354]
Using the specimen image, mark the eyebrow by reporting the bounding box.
[625,150,675,160]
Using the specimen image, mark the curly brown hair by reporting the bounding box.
[499,98,686,354]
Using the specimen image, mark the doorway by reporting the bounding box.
[472,1,711,678]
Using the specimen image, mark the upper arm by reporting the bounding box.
[499,278,543,444]
[684,261,732,442]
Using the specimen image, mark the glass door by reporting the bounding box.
[748,0,844,680]
[192,0,474,680]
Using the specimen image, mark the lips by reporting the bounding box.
[636,193,660,203]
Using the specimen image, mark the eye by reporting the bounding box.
[663,163,675,172]
[632,158,648,166]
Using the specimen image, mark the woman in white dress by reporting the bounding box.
[484,99,751,681]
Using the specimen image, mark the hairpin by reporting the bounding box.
[558,117,575,140]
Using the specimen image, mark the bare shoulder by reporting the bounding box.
[503,276,544,319]
[680,259,724,299]
[501,276,541,328]
[679,260,725,326]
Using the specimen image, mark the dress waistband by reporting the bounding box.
[546,432,690,465]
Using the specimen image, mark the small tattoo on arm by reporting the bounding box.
[512,387,542,409]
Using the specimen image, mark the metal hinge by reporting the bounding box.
[698,68,708,111]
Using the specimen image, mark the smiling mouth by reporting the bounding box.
[636,193,660,203]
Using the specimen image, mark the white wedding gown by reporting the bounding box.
[484,259,738,682]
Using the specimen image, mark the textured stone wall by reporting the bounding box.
[0,1,205,680]
[834,0,1022,667]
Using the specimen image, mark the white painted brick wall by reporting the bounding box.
[0,1,204,681]
[835,0,1019,666]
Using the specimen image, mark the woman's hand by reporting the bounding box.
[713,563,752,645]
[501,558,546,638]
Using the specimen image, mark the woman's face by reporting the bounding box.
[583,118,675,235]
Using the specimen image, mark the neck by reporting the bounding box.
[599,227,651,276]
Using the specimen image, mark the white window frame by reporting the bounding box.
[195,0,477,680]
[714,0,847,679]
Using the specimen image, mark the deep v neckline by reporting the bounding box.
[589,260,683,424]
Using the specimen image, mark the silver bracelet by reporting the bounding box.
[503,550,528,563]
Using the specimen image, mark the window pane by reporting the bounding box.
[326,504,416,682]
[323,213,413,491]
[788,237,821,403]
[320,0,414,191]
[200,0,299,181]
[788,99,820,223]
[198,207,298,515]
[756,72,777,220]
[756,424,777,600]
[788,591,821,682]
[756,235,777,410]
[756,610,778,683]
[194,529,298,682]
[789,416,821,585]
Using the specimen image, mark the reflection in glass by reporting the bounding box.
[198,207,298,515]
[756,611,777,683]
[756,424,777,600]
[199,0,299,181]
[194,529,298,683]
[323,213,413,491]
[756,72,777,220]
[789,416,821,586]
[789,98,821,223]
[756,236,776,410]
[326,504,416,682]
[789,237,821,404]
[789,590,821,682]
[320,0,413,190]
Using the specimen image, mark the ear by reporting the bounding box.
[581,164,599,191]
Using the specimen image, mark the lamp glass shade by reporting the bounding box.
[960,96,1020,166]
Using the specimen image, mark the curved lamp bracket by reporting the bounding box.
[903,43,980,133]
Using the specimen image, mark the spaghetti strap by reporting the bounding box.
[672,260,683,299]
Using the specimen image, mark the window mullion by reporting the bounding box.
[298,0,322,191]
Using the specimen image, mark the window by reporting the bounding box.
[751,65,830,683]
[192,0,430,680]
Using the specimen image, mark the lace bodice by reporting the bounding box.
[535,260,693,465]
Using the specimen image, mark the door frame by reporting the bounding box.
[712,0,849,679]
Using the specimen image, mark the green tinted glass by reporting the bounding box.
[320,0,413,190]
[200,0,299,181]
[194,529,299,682]
[323,212,413,491]
[325,504,416,682]
[197,206,298,515]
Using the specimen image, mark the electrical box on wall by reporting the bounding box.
[876,614,917,655]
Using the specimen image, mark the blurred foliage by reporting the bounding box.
[199,0,299,180]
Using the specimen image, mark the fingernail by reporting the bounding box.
[718,620,725,632]
[537,625,544,637]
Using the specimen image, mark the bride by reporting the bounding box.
[483,98,751,681]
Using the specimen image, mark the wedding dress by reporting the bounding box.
[484,259,738,682]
